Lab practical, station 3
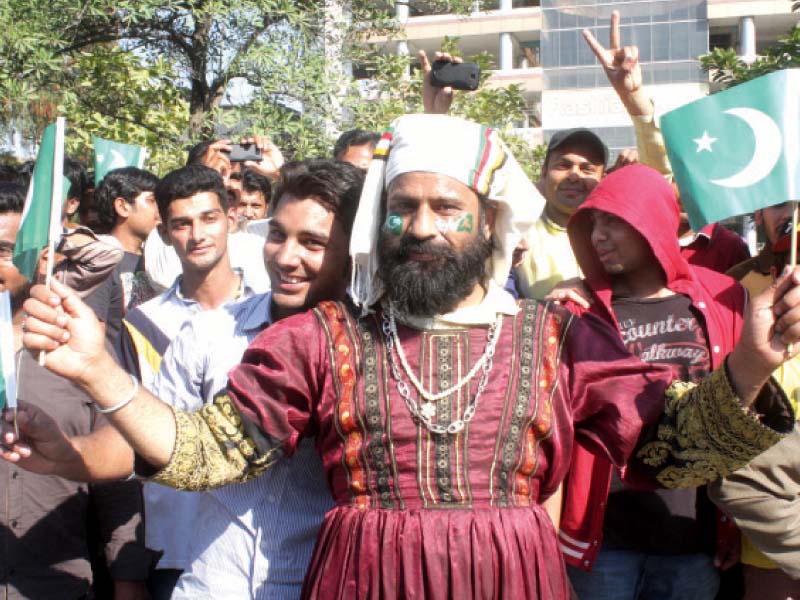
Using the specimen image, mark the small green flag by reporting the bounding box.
[13,119,66,280]
[93,137,147,185]
[0,291,17,409]
[661,68,800,230]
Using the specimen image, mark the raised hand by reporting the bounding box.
[583,10,650,116]
[241,135,284,182]
[21,279,108,386]
[420,49,462,115]
[727,266,800,405]
[200,139,233,184]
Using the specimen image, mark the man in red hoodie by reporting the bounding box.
[559,163,747,600]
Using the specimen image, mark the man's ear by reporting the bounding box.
[483,203,497,240]
[63,197,80,218]
[157,222,171,246]
[113,197,131,219]
[227,206,238,229]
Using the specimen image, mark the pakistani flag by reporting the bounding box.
[661,68,800,230]
[94,137,147,185]
[0,291,17,409]
[13,118,66,280]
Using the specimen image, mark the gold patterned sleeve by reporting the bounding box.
[635,366,794,489]
[150,394,284,491]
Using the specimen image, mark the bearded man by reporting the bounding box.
[11,115,800,599]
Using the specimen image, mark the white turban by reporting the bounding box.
[350,113,544,312]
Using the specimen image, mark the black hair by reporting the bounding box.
[63,156,89,203]
[239,167,271,200]
[333,129,380,161]
[271,159,364,235]
[0,165,29,189]
[0,182,26,214]
[185,140,214,166]
[94,167,159,230]
[0,161,34,190]
[154,165,228,222]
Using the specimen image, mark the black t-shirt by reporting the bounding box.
[603,293,715,555]
[84,252,142,345]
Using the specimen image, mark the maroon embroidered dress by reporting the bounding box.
[218,299,675,599]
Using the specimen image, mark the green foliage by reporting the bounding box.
[1,0,540,177]
[60,47,190,174]
[700,2,800,90]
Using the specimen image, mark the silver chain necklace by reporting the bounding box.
[381,304,502,435]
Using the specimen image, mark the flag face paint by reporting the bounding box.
[93,137,147,185]
[660,69,800,230]
[385,213,403,235]
[434,214,474,234]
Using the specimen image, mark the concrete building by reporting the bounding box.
[376,0,797,154]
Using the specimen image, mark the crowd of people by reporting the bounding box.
[0,17,798,600]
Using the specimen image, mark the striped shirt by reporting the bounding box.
[116,272,258,570]
[153,293,333,599]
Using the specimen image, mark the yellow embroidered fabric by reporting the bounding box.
[152,394,281,491]
[637,367,785,489]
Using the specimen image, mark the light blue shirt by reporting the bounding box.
[153,293,333,599]
[126,271,258,570]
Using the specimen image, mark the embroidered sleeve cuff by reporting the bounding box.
[151,395,282,491]
[636,366,790,489]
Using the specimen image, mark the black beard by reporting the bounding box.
[378,230,493,317]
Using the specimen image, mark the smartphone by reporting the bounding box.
[429,60,480,91]
[226,143,262,163]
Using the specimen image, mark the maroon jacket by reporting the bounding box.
[559,164,746,569]
[682,222,750,275]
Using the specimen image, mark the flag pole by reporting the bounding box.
[789,201,798,356]
[0,291,18,435]
[39,116,66,366]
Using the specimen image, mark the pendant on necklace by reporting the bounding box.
[420,402,437,420]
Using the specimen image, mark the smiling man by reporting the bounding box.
[142,159,362,598]
[10,115,800,600]
[516,128,608,299]
[114,165,261,599]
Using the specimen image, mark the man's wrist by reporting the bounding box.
[80,353,132,407]
[725,348,771,408]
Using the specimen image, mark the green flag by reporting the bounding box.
[13,119,66,280]
[93,137,147,185]
[0,291,17,409]
[661,68,800,230]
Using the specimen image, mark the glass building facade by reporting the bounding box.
[541,0,709,154]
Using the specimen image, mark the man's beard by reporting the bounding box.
[378,229,493,317]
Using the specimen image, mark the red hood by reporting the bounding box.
[567,164,692,322]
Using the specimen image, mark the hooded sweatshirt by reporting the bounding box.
[559,164,746,569]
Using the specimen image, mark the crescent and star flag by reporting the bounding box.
[93,137,147,185]
[0,292,17,410]
[13,118,67,281]
[661,68,800,231]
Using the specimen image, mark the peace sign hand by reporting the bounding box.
[583,10,651,116]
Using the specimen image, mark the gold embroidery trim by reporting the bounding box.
[636,367,784,489]
[152,395,281,491]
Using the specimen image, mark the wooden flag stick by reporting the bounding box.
[39,117,66,366]
[789,201,799,356]
[791,201,799,268]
